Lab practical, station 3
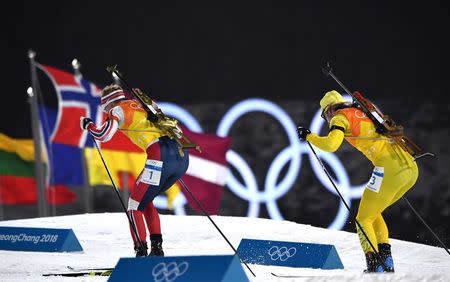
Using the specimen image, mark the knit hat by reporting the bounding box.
[101,84,126,110]
[320,90,345,110]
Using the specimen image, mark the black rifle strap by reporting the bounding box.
[329,125,345,133]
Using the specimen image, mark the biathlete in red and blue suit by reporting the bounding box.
[80,84,189,256]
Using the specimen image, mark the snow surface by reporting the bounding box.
[0,213,449,281]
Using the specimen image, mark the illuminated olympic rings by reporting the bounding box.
[153,97,366,230]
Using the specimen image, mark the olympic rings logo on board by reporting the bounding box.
[153,96,367,230]
[268,246,297,261]
[152,261,189,282]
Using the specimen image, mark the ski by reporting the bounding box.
[66,265,114,272]
[43,269,113,277]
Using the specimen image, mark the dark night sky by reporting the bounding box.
[2,0,449,138]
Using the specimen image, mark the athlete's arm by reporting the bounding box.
[85,106,124,142]
[306,114,348,152]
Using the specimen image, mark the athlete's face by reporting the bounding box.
[321,102,347,124]
[321,105,334,124]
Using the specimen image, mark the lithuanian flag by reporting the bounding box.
[0,133,75,204]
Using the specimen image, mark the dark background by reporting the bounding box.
[1,1,449,249]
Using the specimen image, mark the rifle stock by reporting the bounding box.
[106,65,201,155]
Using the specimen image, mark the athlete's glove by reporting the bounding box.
[80,117,94,130]
[297,126,311,140]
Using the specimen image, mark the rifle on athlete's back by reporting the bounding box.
[322,63,421,157]
[106,65,201,156]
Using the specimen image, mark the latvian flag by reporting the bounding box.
[178,129,232,215]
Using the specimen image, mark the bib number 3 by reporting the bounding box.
[367,166,384,193]
[140,160,163,186]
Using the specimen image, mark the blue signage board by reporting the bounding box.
[109,255,248,282]
[0,226,83,252]
[237,238,343,269]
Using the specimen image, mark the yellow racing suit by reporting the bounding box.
[306,107,419,253]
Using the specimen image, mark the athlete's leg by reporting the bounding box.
[143,202,161,235]
[126,139,165,256]
[137,139,166,230]
[127,173,152,256]
[377,161,417,272]
[357,188,394,273]
[372,162,417,245]
[372,214,395,271]
[373,215,389,245]
[357,158,416,272]
[356,190,386,254]
[136,138,184,256]
[142,202,164,256]
[139,145,188,238]
[127,210,147,244]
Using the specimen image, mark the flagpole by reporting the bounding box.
[71,58,93,213]
[28,50,48,217]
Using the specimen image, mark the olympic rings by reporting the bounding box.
[268,246,297,261]
[153,97,367,230]
[152,261,189,282]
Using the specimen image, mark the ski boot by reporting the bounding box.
[134,241,148,257]
[378,243,394,272]
[149,234,164,256]
[363,252,384,273]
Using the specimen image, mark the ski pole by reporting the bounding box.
[306,141,388,270]
[402,197,450,256]
[90,135,145,251]
[178,178,256,277]
[408,153,449,255]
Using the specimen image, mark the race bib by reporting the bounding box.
[366,166,384,193]
[140,160,163,186]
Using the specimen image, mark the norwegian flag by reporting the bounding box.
[37,64,100,186]
[38,64,102,148]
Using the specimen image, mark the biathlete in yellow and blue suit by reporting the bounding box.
[297,90,419,273]
[80,84,189,257]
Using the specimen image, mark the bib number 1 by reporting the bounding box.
[366,166,384,193]
[140,160,163,186]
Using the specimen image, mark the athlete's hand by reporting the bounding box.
[80,117,94,130]
[297,126,311,140]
